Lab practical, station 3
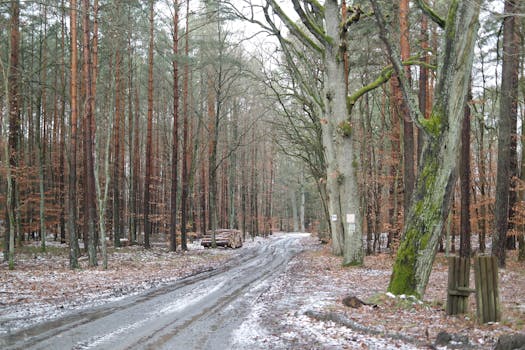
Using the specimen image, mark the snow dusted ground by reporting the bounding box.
[0,236,260,335]
[231,237,525,349]
[1,233,524,349]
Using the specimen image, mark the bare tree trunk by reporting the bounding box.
[144,0,155,249]
[180,0,190,250]
[170,0,180,252]
[418,14,429,161]
[131,85,140,243]
[322,0,363,265]
[290,190,299,232]
[69,0,80,268]
[250,143,258,237]
[399,0,415,220]
[518,23,525,261]
[81,0,97,267]
[7,0,21,268]
[127,5,135,244]
[59,0,67,245]
[459,86,472,258]
[266,154,274,235]
[494,0,519,267]
[113,37,123,248]
[299,175,305,232]
[228,102,238,230]
[95,116,111,269]
[518,93,525,261]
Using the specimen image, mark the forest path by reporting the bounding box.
[1,233,308,350]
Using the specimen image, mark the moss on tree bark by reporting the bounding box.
[384,0,481,297]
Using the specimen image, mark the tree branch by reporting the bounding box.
[369,0,428,135]
[268,0,323,54]
[291,0,332,46]
[347,59,435,115]
[415,0,445,29]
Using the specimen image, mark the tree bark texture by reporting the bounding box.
[321,0,363,265]
[144,0,155,249]
[494,0,519,267]
[384,0,481,297]
[113,47,122,248]
[399,0,415,221]
[7,0,21,268]
[180,0,190,250]
[170,0,180,252]
[81,0,97,267]
[460,87,472,258]
[68,0,80,268]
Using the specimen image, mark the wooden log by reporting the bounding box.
[459,257,466,312]
[490,256,501,322]
[481,257,489,322]
[474,256,501,323]
[486,256,495,321]
[447,256,456,315]
[446,256,472,315]
[474,257,483,322]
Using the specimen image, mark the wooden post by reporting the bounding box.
[474,255,501,323]
[446,256,474,315]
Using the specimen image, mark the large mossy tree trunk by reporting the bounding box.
[385,0,481,297]
[264,0,366,264]
[322,0,363,265]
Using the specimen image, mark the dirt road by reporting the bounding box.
[1,234,308,350]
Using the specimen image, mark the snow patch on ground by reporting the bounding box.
[1,233,523,349]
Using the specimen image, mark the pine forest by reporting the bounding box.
[0,1,524,349]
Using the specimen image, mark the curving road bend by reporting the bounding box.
[1,233,308,350]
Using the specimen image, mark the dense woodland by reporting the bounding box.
[1,0,524,297]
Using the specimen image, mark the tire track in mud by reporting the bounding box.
[1,234,307,350]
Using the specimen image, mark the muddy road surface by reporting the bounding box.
[1,234,308,350]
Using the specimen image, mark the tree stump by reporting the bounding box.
[446,256,474,315]
[474,255,501,323]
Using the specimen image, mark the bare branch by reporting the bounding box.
[267,0,323,54]
[415,0,445,29]
[369,0,427,135]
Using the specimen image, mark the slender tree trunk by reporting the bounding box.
[290,190,299,232]
[299,177,305,232]
[459,86,472,258]
[207,48,219,244]
[250,143,258,237]
[113,39,122,248]
[399,0,415,219]
[59,0,67,245]
[266,155,274,235]
[5,0,20,268]
[36,4,49,251]
[69,0,80,268]
[82,0,97,267]
[95,119,111,269]
[180,0,190,250]
[144,0,155,249]
[518,28,525,261]
[418,14,429,161]
[228,102,238,229]
[170,0,180,252]
[131,86,140,243]
[518,97,525,261]
[494,0,519,267]
[507,16,520,252]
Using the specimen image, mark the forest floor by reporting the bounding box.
[1,233,524,349]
